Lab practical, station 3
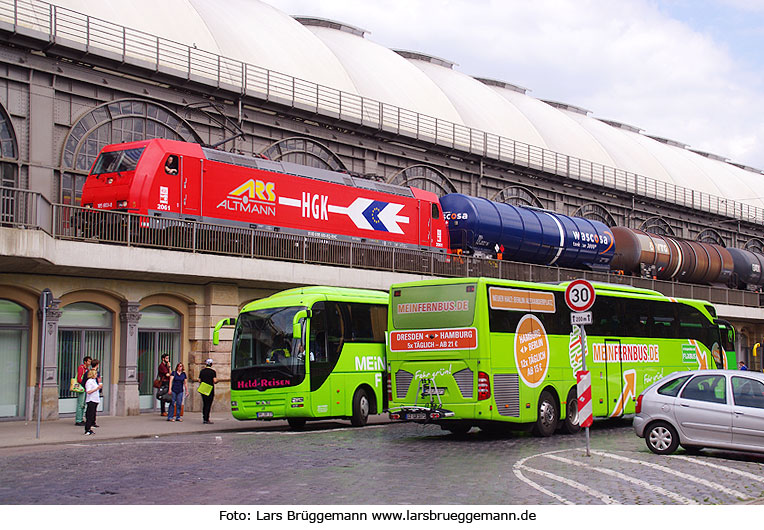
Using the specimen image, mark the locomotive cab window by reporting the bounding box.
[91,147,145,175]
[431,203,440,219]
[164,155,179,175]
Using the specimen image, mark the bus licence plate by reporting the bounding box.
[422,387,445,395]
[257,411,273,419]
[406,412,427,420]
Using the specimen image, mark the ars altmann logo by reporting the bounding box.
[217,179,277,216]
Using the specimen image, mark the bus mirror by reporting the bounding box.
[213,317,236,346]
[293,310,309,340]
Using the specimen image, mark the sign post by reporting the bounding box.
[565,280,595,456]
[37,288,52,439]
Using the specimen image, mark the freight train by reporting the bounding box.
[81,138,764,290]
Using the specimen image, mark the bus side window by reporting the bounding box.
[342,303,386,343]
[310,302,327,363]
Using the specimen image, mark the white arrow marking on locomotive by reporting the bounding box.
[327,198,373,230]
[280,196,409,233]
[376,202,409,234]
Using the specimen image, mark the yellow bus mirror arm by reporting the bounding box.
[754,343,760,357]
[213,317,237,346]
[292,309,310,341]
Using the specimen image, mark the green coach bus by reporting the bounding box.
[386,277,736,436]
[214,286,388,429]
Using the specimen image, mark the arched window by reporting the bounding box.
[638,217,676,237]
[57,302,112,414]
[388,165,456,197]
[697,229,726,247]
[491,186,543,208]
[571,203,616,226]
[138,306,181,410]
[0,103,19,225]
[60,99,201,205]
[261,137,347,171]
[0,299,28,418]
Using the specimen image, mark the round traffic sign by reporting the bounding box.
[565,279,595,312]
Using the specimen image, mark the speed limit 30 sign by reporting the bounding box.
[565,279,596,313]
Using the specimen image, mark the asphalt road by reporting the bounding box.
[2,419,763,505]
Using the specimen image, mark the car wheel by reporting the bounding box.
[561,388,580,434]
[287,418,306,430]
[645,421,680,455]
[532,390,558,437]
[351,388,370,427]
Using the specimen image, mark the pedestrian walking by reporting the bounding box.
[75,356,91,426]
[739,360,748,371]
[198,358,217,424]
[84,368,102,436]
[167,363,187,422]
[157,353,171,416]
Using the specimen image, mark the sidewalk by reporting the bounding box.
[0,412,286,449]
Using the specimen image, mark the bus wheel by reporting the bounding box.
[561,389,580,434]
[287,418,306,430]
[351,388,370,427]
[533,390,558,437]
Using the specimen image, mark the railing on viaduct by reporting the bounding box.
[0,0,763,226]
[2,187,761,309]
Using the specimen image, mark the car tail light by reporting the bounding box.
[477,371,491,401]
[635,394,644,414]
[387,372,393,402]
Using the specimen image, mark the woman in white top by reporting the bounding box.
[84,368,102,435]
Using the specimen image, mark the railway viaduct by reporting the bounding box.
[0,0,762,421]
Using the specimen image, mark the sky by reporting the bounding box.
[263,0,764,170]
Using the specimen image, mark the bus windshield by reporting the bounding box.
[232,306,306,380]
[90,147,145,175]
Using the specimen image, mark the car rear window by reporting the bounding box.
[732,376,764,409]
[657,375,690,397]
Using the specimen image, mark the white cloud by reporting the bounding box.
[264,0,764,168]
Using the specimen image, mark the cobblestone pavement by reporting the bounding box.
[1,419,762,505]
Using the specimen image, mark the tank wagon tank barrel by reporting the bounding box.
[440,193,614,270]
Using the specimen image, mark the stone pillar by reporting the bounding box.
[117,301,141,416]
[187,283,239,413]
[35,298,61,421]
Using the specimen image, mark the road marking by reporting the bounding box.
[667,455,764,484]
[512,453,572,505]
[516,463,620,504]
[543,453,697,504]
[591,450,751,500]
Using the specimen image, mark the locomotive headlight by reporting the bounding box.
[84,204,93,208]
[107,178,113,184]
[117,200,128,208]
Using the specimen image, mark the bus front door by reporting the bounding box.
[604,338,625,417]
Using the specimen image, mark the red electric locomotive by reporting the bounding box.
[80,138,449,251]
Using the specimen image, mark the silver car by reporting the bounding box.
[633,369,764,455]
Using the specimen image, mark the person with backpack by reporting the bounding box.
[167,363,187,422]
[84,368,102,436]
[75,356,91,426]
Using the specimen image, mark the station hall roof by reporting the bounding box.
[46,0,764,211]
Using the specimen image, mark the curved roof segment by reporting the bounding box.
[39,0,764,213]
